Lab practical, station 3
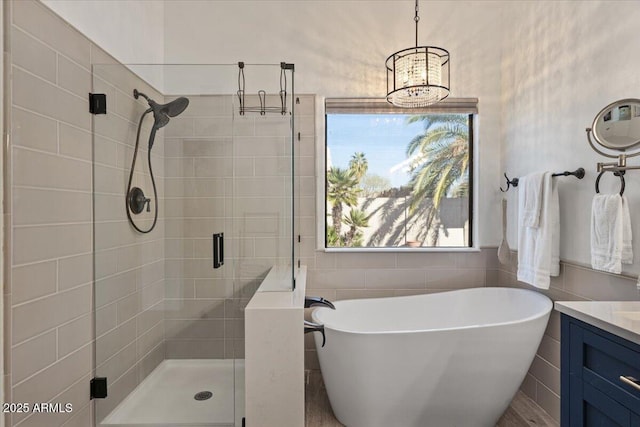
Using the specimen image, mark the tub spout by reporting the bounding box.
[304,296,335,310]
[304,320,326,347]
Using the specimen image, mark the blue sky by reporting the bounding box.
[326,114,425,188]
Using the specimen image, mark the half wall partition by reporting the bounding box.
[91,63,296,426]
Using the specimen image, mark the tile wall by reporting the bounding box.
[4,1,165,425]
[163,92,296,360]
[5,1,92,425]
[4,4,301,425]
[497,250,640,423]
[92,64,166,422]
[163,95,234,359]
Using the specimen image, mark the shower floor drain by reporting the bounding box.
[194,391,213,401]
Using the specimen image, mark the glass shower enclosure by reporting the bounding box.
[91,63,297,426]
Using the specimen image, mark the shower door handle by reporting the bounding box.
[213,233,224,269]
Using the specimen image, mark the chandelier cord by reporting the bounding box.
[414,0,420,47]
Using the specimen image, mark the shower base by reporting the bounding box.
[100,359,244,427]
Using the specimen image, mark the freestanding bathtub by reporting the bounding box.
[312,287,552,427]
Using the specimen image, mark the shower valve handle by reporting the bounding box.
[304,320,326,347]
[128,187,151,215]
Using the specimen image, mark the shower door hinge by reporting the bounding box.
[297,132,301,141]
[90,377,108,399]
[89,93,107,115]
[298,235,301,243]
[297,259,301,268]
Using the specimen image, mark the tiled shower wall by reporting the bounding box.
[497,251,640,423]
[163,95,236,359]
[91,66,166,422]
[164,93,295,359]
[4,1,165,425]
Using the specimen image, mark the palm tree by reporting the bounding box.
[405,114,469,213]
[343,209,369,246]
[348,152,368,181]
[326,225,341,247]
[327,167,360,238]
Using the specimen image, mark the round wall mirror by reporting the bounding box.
[591,98,640,151]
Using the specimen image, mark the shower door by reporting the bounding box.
[91,63,295,427]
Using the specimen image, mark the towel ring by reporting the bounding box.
[595,170,625,196]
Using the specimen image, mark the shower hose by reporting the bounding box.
[126,110,158,234]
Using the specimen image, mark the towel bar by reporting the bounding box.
[500,168,585,192]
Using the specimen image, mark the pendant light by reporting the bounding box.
[385,0,450,107]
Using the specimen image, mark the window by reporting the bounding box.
[324,98,477,249]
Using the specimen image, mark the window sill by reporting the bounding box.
[322,247,481,253]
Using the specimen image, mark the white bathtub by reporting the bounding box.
[311,287,552,427]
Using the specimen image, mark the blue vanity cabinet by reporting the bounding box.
[561,314,640,426]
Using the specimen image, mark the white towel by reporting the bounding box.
[622,196,633,264]
[591,194,633,273]
[517,172,560,289]
[520,172,545,228]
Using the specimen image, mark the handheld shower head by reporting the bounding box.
[160,97,190,118]
[134,89,190,149]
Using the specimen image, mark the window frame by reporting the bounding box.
[319,97,479,252]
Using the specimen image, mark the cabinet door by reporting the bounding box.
[584,382,634,426]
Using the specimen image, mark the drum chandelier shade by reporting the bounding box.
[386,1,450,108]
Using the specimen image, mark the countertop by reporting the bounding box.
[245,265,307,310]
[555,301,640,345]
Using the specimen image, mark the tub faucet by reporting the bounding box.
[304,296,335,310]
[304,320,326,347]
[304,297,334,347]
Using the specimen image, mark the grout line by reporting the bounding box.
[11,282,90,310]
[11,250,93,269]
[11,18,91,73]
[12,145,92,168]
[11,105,90,140]
[12,63,87,105]
[10,328,56,352]
[55,259,59,293]
[59,400,91,427]
[11,342,91,389]
[13,220,92,229]
[11,316,90,356]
